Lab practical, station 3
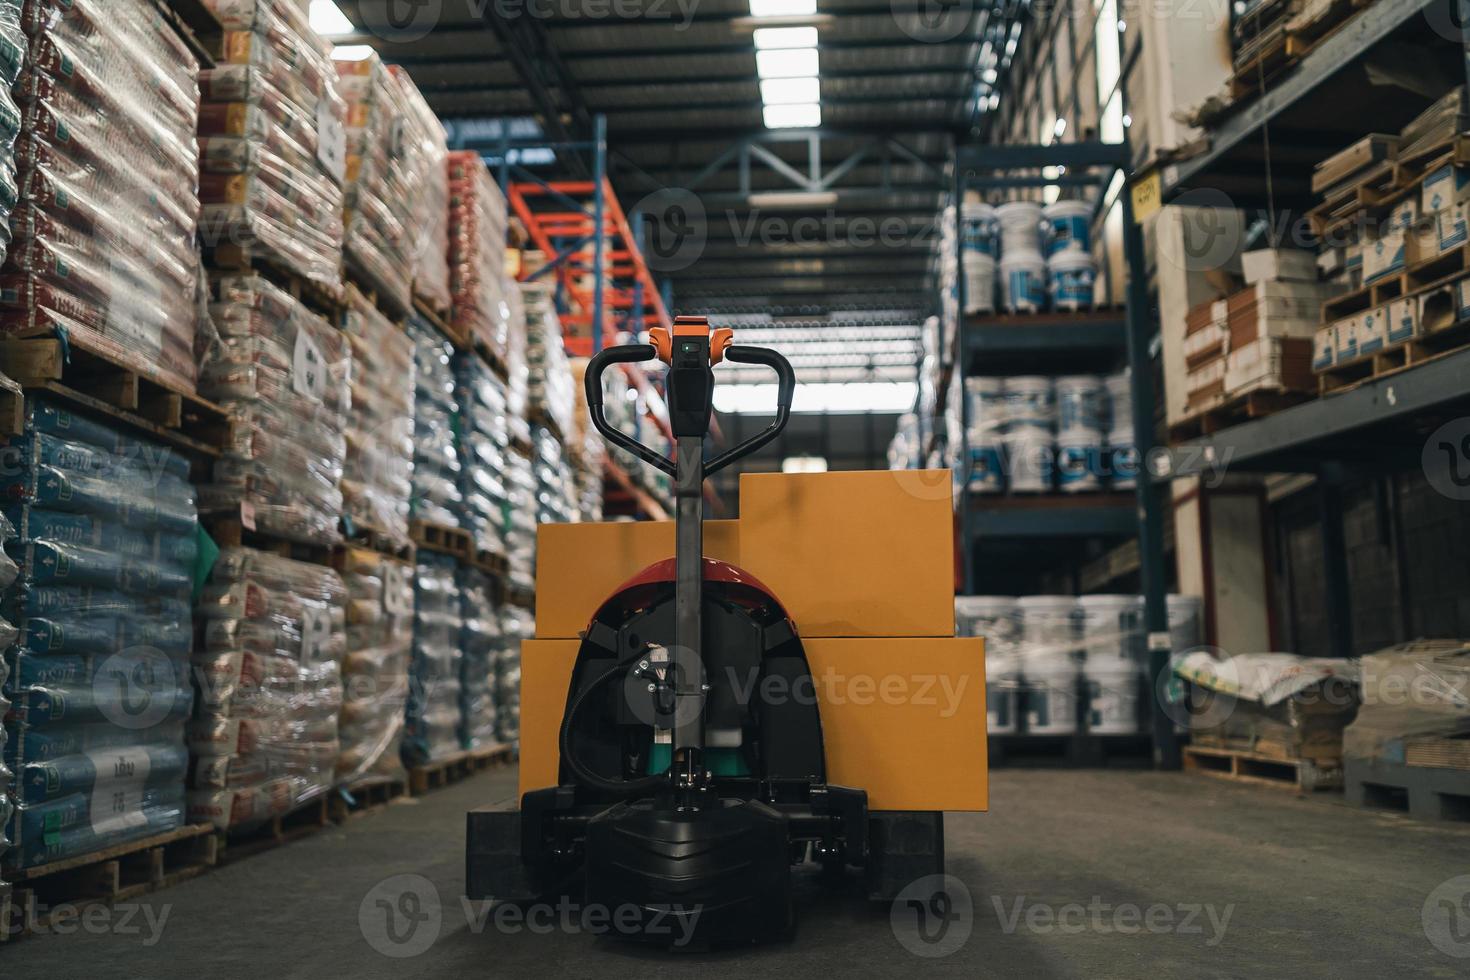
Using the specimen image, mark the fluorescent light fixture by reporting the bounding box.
[760,76,820,105]
[756,47,819,78]
[762,102,822,129]
[747,190,837,207]
[749,0,817,16]
[309,0,355,36]
[332,44,374,61]
[753,25,819,48]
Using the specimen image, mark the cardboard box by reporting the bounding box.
[1225,337,1314,393]
[1313,324,1336,371]
[1183,322,1227,368]
[1457,277,1470,321]
[1241,248,1319,285]
[518,636,990,811]
[1311,134,1398,195]
[1405,214,1442,265]
[1362,229,1405,283]
[1186,355,1226,404]
[1386,295,1418,346]
[1359,304,1388,355]
[1385,197,1419,231]
[1420,281,1461,335]
[1421,161,1470,213]
[1436,201,1470,252]
[1225,280,1340,349]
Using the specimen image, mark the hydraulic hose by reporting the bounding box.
[559,663,667,796]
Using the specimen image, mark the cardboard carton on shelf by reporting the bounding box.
[1241,248,1320,285]
[1386,295,1418,348]
[1224,336,1314,395]
[1313,323,1336,371]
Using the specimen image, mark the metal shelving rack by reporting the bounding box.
[1159,0,1470,659]
[953,141,1176,766]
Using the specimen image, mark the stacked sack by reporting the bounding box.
[532,426,578,527]
[342,288,414,549]
[335,52,432,312]
[503,450,536,593]
[189,549,346,829]
[0,4,23,265]
[408,316,463,528]
[403,553,461,767]
[4,0,201,390]
[567,359,606,523]
[496,604,530,748]
[522,283,575,439]
[455,351,510,561]
[199,275,349,545]
[457,568,499,750]
[2,402,197,867]
[447,151,511,360]
[336,549,413,786]
[390,65,450,315]
[199,0,346,295]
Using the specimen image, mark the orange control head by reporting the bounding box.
[651,316,734,365]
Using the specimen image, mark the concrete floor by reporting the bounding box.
[5,766,1468,978]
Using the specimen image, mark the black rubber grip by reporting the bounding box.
[585,343,658,410]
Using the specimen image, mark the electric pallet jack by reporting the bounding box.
[466,317,947,945]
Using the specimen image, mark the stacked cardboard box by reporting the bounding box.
[199,0,346,295]
[4,0,201,391]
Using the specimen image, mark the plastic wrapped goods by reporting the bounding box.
[188,548,346,830]
[408,315,463,529]
[532,426,577,527]
[522,283,575,440]
[455,351,510,560]
[389,64,450,314]
[497,603,529,747]
[336,549,413,785]
[1345,640,1470,764]
[0,3,26,266]
[198,274,350,546]
[3,0,201,392]
[198,0,346,295]
[458,568,499,750]
[403,553,461,767]
[2,401,197,868]
[503,448,536,592]
[447,151,510,360]
[342,288,414,549]
[335,52,433,312]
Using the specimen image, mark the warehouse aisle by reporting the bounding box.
[4,768,1463,978]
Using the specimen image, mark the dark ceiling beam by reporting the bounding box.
[410,65,972,93]
[473,5,592,169]
[390,35,978,67]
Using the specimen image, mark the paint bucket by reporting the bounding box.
[1004,428,1054,493]
[1000,252,1047,313]
[1015,595,1078,659]
[1043,199,1094,256]
[1001,376,1055,430]
[1055,429,1104,493]
[1107,428,1138,490]
[1105,371,1132,431]
[965,376,1008,437]
[1024,656,1080,735]
[968,444,1006,493]
[1047,249,1096,311]
[955,595,1019,653]
[1083,658,1143,734]
[996,200,1044,255]
[1077,594,1143,663]
[1055,375,1107,432]
[964,251,997,314]
[987,657,1022,735]
[960,201,998,256]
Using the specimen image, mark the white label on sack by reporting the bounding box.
[300,605,333,662]
[293,328,328,401]
[382,562,413,617]
[240,500,257,531]
[317,98,347,184]
[86,747,152,836]
[1148,631,1174,652]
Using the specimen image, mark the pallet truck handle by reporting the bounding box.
[704,345,796,477]
[585,343,678,477]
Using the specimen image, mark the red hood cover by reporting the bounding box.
[589,557,789,629]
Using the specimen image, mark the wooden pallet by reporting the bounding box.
[470,331,511,382]
[201,509,338,565]
[1183,743,1342,791]
[221,796,332,862]
[344,260,412,324]
[329,774,410,823]
[411,519,474,563]
[411,287,452,325]
[1190,731,1342,769]
[1170,386,1312,442]
[411,295,469,349]
[1346,756,1470,822]
[503,581,536,610]
[207,244,346,320]
[1229,0,1367,100]
[1,824,217,942]
[1323,244,1470,321]
[1318,315,1470,395]
[471,547,510,579]
[0,328,232,458]
[1404,735,1470,772]
[342,520,416,562]
[409,743,514,796]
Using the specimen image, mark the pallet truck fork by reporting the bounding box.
[467,317,946,945]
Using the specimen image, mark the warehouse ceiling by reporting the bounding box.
[337,0,1024,381]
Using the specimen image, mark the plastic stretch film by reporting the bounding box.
[403,552,461,767]
[447,151,510,361]
[336,548,412,785]
[342,287,414,548]
[408,315,463,530]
